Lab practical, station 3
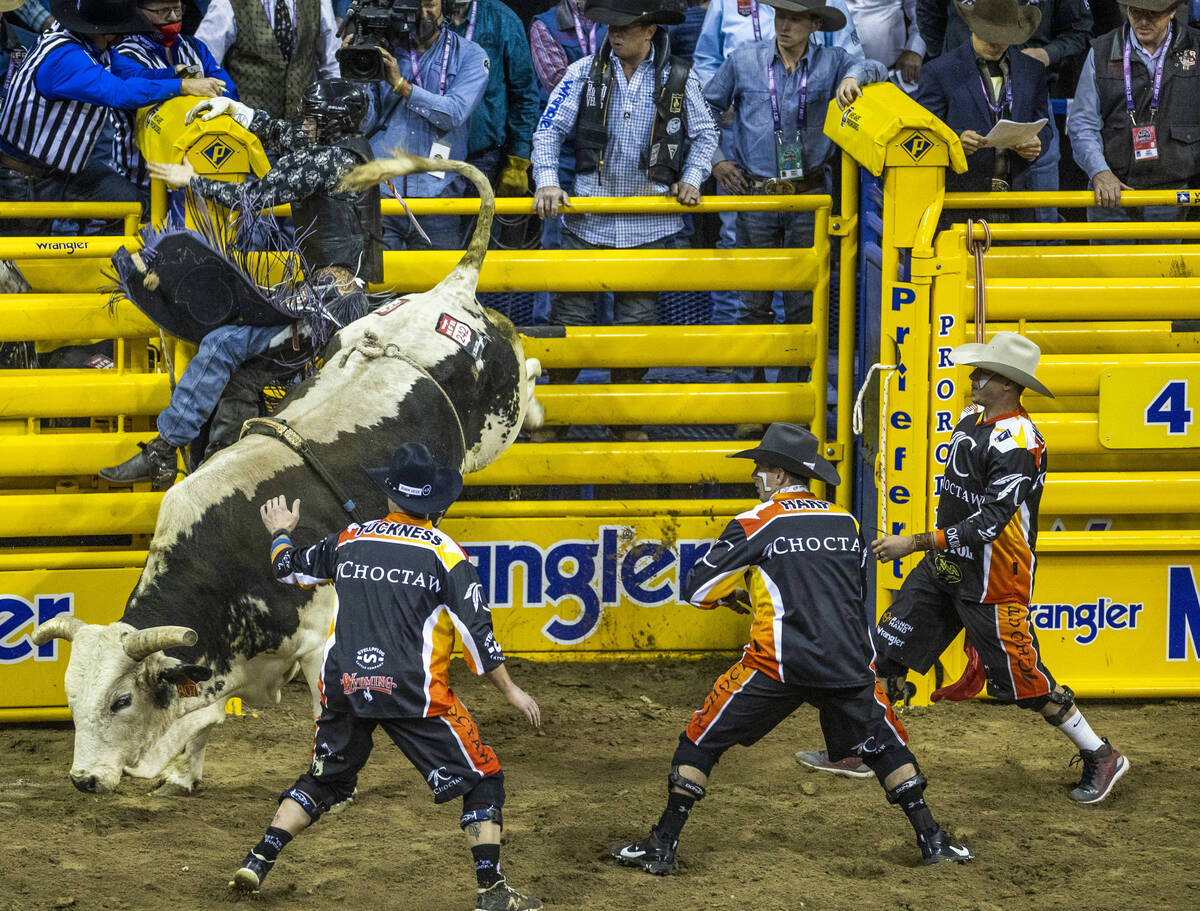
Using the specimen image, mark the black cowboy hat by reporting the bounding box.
[365,442,464,516]
[50,0,153,34]
[729,422,841,486]
[761,0,847,32]
[583,0,684,27]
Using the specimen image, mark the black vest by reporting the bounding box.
[291,134,384,283]
[1093,24,1200,190]
[574,31,691,186]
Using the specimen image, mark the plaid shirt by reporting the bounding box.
[532,47,719,247]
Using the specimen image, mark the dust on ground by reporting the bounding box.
[1,658,1197,911]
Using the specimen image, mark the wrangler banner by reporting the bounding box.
[2,515,1198,721]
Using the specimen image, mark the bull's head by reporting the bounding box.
[32,617,212,794]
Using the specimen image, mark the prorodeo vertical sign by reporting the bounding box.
[879,280,933,592]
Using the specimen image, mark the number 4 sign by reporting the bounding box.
[1100,367,1200,449]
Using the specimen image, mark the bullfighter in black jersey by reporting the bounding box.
[611,423,972,874]
[802,333,1129,804]
[233,443,543,911]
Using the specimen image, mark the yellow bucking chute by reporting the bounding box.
[823,82,968,177]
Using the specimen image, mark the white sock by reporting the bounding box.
[1057,709,1104,752]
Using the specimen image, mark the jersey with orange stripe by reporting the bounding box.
[681,488,876,687]
[271,513,504,718]
[936,406,1047,604]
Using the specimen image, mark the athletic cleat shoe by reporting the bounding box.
[1069,738,1129,804]
[474,878,543,910]
[229,851,274,892]
[916,825,973,865]
[610,826,678,875]
[795,749,873,779]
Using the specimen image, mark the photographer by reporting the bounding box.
[356,0,488,249]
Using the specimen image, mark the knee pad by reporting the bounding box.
[280,785,328,823]
[864,747,917,784]
[668,766,707,801]
[885,773,927,806]
[461,774,505,830]
[672,733,718,777]
[1027,685,1074,726]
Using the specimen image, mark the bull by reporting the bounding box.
[32,154,543,795]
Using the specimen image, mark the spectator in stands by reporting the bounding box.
[0,0,224,235]
[1067,0,1199,229]
[916,0,1049,218]
[705,0,883,436]
[530,0,608,99]
[846,0,924,92]
[918,0,1092,224]
[196,0,339,118]
[363,0,488,250]
[529,0,608,321]
[531,0,718,443]
[447,0,540,198]
[692,0,861,332]
[110,0,237,190]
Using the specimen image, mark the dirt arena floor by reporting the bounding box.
[1,658,1197,911]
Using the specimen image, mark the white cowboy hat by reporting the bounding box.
[950,331,1054,398]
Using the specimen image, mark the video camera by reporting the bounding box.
[336,0,422,82]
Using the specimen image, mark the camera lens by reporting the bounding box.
[336,45,383,82]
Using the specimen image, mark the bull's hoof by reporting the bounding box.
[151,779,197,797]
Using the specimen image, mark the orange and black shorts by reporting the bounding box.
[682,660,909,766]
[875,555,1056,703]
[301,693,501,806]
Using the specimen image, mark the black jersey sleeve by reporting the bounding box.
[445,558,506,675]
[942,442,1040,552]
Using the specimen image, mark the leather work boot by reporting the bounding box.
[916,825,973,865]
[474,878,543,910]
[98,435,178,490]
[1069,738,1129,804]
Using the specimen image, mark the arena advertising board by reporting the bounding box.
[2,516,1198,719]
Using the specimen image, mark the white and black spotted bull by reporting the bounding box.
[32,154,543,795]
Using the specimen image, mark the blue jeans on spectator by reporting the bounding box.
[710,187,741,325]
[734,207,815,384]
[1013,115,1060,224]
[383,189,462,250]
[0,156,139,236]
[155,324,280,446]
[549,229,658,386]
[1085,192,1191,244]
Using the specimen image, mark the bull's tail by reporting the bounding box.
[340,152,494,274]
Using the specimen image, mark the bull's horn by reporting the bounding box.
[122,626,198,662]
[31,615,84,645]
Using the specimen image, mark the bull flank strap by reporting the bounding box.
[240,417,368,524]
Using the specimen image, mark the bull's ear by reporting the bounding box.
[157,663,214,685]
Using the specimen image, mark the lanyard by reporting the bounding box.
[464,0,477,42]
[570,2,597,56]
[1124,22,1171,124]
[767,55,808,134]
[752,0,762,42]
[409,33,452,95]
[976,67,1012,119]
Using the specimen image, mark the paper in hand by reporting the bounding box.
[982,119,1048,150]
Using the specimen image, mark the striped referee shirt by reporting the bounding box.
[0,25,184,175]
[109,35,236,183]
